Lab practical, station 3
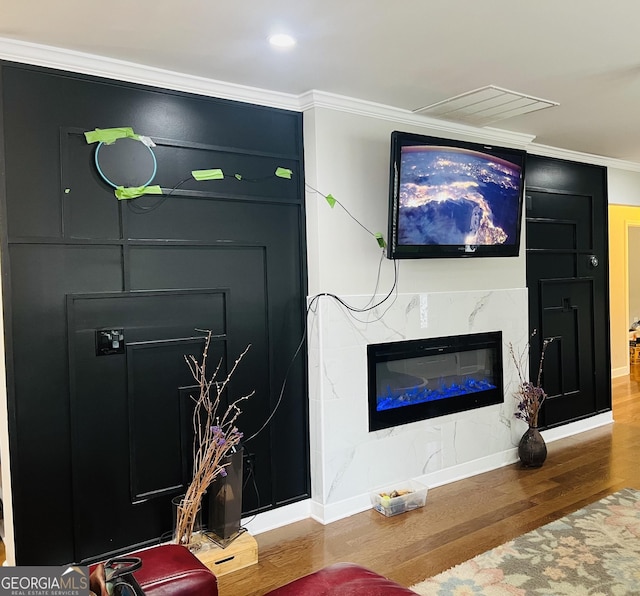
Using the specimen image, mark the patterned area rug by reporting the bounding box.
[411,488,640,595]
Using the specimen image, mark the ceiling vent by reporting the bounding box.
[413,85,559,127]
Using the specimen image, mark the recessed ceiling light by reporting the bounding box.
[269,33,296,48]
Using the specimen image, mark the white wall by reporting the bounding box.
[0,256,13,566]
[304,106,533,523]
[307,288,530,523]
[304,107,527,296]
[609,167,640,206]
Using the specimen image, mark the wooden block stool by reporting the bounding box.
[192,531,258,577]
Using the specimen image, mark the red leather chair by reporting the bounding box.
[90,544,217,595]
[264,562,417,595]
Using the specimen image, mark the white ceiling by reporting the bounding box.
[3,0,640,163]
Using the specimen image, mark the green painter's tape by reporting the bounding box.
[325,194,337,208]
[192,169,224,181]
[115,185,163,200]
[375,233,387,248]
[275,167,293,179]
[85,127,139,145]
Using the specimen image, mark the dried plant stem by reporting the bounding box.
[508,331,552,429]
[174,331,254,547]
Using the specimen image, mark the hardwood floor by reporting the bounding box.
[218,373,640,595]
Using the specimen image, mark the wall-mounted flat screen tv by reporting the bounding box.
[387,131,526,259]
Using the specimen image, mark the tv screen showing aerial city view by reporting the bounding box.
[397,145,523,249]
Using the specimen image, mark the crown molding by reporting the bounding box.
[0,37,301,111]
[527,142,640,173]
[2,36,640,173]
[299,90,537,149]
[0,37,535,149]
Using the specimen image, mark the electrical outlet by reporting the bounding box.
[95,328,125,356]
[243,452,256,478]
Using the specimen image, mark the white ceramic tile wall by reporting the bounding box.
[307,288,529,522]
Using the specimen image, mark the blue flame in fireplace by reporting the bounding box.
[377,377,496,412]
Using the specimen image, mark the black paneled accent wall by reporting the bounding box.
[0,63,309,564]
[525,155,610,428]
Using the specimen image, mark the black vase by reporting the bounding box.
[207,447,244,546]
[518,426,547,468]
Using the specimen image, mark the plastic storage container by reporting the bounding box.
[370,479,429,517]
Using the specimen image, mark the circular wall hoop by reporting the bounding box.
[94,138,158,189]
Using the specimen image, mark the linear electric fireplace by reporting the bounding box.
[368,331,503,431]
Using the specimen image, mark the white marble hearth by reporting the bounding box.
[307,288,530,523]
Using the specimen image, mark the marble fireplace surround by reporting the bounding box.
[307,288,532,524]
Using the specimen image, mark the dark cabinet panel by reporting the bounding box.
[525,156,611,428]
[68,291,227,561]
[62,129,123,240]
[7,245,123,563]
[2,65,301,240]
[1,63,309,564]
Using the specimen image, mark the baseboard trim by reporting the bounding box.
[241,500,310,536]
[309,494,373,526]
[612,365,630,378]
[540,411,614,443]
[289,413,616,529]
